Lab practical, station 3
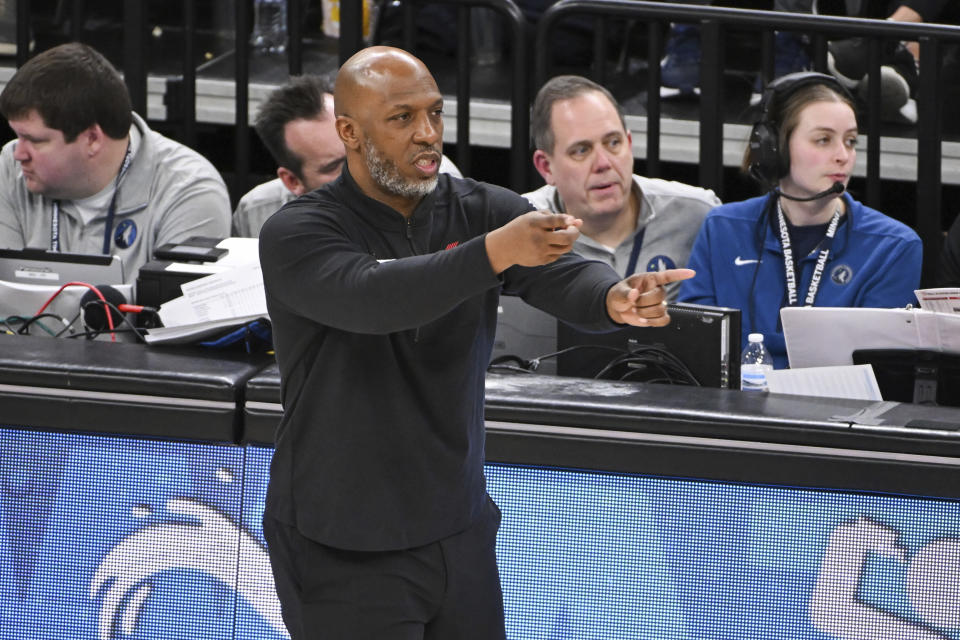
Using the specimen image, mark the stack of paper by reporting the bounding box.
[144,238,268,345]
[915,287,960,314]
[764,364,883,401]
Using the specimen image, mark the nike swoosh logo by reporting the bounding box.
[734,257,759,266]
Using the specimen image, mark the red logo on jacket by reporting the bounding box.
[445,241,459,250]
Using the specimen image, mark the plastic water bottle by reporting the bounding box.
[740,333,774,392]
[251,0,288,55]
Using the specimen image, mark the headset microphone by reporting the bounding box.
[80,285,154,331]
[773,181,845,202]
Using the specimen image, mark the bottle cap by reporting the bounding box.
[748,333,764,342]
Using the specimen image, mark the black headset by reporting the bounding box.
[748,71,855,188]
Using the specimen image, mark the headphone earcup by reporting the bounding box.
[748,120,783,185]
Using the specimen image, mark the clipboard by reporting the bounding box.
[781,306,960,369]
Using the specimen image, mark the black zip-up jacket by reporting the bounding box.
[259,167,622,551]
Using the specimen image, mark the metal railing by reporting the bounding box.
[174,0,527,193]
[6,1,960,285]
[537,0,960,286]
[389,0,529,189]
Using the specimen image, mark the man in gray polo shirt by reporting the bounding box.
[0,43,230,283]
[525,75,720,301]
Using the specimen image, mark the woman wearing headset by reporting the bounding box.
[678,72,922,369]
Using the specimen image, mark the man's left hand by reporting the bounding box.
[606,269,696,327]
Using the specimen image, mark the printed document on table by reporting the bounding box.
[765,364,883,401]
[179,262,266,323]
[914,288,960,314]
[157,262,266,328]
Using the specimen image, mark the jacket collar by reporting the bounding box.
[333,163,438,233]
[762,191,855,259]
[112,112,153,216]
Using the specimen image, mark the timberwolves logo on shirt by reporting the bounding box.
[114,219,138,249]
[830,264,853,286]
[645,255,676,272]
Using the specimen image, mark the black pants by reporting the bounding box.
[263,497,506,640]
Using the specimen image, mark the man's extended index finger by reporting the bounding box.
[656,268,696,284]
[534,211,579,229]
[630,268,696,287]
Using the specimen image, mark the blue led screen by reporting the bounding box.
[487,464,960,640]
[0,427,286,640]
[1,427,959,639]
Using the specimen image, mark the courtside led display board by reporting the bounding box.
[1,428,958,639]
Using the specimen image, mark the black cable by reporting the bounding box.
[487,363,537,375]
[489,354,535,369]
[80,300,148,342]
[591,344,701,386]
[16,312,69,337]
[628,344,701,383]
[619,359,687,385]
[594,351,642,379]
[487,342,701,386]
[66,327,143,340]
[2,315,30,334]
[535,343,628,365]
[55,310,83,338]
[487,344,630,374]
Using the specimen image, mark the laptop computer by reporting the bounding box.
[0,248,124,286]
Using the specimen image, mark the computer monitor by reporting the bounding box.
[852,348,960,407]
[0,248,130,334]
[556,302,741,389]
[0,248,124,285]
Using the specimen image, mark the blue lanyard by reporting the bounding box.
[776,199,841,307]
[625,227,646,275]
[50,141,133,254]
[50,201,60,251]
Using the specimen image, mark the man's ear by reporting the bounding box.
[83,124,106,158]
[532,149,556,185]
[336,115,361,151]
[277,167,306,196]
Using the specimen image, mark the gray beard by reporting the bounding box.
[363,137,438,200]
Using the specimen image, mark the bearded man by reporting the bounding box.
[258,45,693,640]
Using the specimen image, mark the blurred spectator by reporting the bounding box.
[233,75,345,238]
[823,2,960,124]
[660,0,816,103]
